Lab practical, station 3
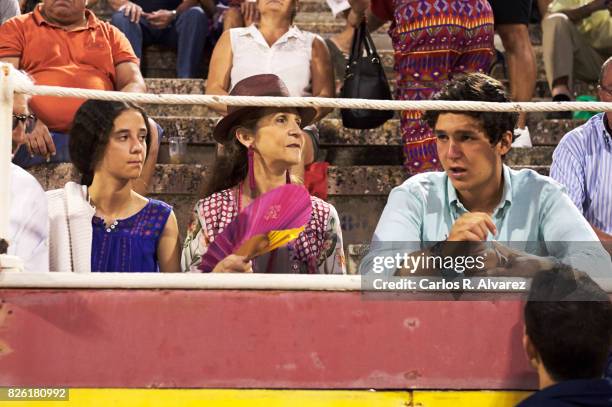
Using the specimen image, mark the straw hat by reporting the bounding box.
[212,74,317,143]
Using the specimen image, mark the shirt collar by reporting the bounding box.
[446,174,460,207]
[496,164,513,211]
[446,164,513,212]
[240,24,305,47]
[33,4,98,31]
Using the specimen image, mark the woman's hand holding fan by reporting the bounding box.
[212,254,253,273]
[235,227,306,260]
[199,185,312,273]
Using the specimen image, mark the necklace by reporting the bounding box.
[87,189,119,233]
[87,189,95,210]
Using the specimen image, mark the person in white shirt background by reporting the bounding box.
[4,63,49,272]
[205,0,334,121]
[205,0,334,186]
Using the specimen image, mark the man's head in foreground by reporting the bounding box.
[523,265,612,388]
[423,73,518,197]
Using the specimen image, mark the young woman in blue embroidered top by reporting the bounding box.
[51,100,181,273]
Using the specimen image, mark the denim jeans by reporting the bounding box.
[111,7,208,78]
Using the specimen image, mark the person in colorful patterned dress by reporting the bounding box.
[182,74,346,274]
[47,100,181,273]
[348,0,495,174]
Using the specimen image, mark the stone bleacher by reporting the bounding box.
[33,0,596,272]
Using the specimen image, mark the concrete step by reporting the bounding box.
[143,78,208,115]
[140,41,553,82]
[28,163,549,246]
[532,119,587,145]
[142,77,597,127]
[154,116,583,147]
[145,104,209,117]
[30,163,549,197]
[144,74,597,101]
[155,141,553,166]
[145,78,205,94]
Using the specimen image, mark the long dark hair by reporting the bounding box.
[201,112,262,198]
[69,100,151,186]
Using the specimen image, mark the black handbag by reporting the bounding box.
[340,20,394,129]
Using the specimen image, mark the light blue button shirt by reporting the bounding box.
[359,165,612,277]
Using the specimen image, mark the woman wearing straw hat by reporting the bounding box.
[182,74,345,274]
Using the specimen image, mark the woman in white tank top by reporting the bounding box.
[206,0,335,122]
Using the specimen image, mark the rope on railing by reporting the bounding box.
[12,83,612,112]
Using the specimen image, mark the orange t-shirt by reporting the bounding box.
[0,6,139,133]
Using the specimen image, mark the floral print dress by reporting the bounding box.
[181,187,346,274]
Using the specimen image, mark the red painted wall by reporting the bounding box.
[0,289,537,389]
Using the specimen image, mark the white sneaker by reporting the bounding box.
[512,126,532,148]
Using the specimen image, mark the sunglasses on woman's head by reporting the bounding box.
[12,113,36,132]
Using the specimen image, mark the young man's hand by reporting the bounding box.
[448,212,497,242]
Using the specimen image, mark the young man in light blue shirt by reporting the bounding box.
[359,73,611,278]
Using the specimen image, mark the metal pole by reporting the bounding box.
[0,64,14,243]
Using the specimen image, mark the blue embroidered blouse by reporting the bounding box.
[91,199,172,272]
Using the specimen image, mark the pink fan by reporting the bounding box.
[199,184,312,272]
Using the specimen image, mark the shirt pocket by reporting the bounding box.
[71,30,115,75]
[22,32,67,71]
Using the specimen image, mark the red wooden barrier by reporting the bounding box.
[0,289,537,389]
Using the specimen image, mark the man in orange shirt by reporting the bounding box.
[0,0,158,194]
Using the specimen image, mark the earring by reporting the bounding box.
[248,145,256,190]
